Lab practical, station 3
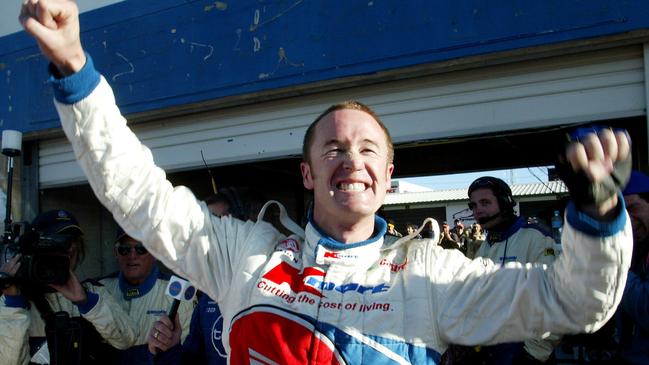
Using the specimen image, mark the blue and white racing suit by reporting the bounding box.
[95,266,194,364]
[153,294,227,364]
[49,55,632,364]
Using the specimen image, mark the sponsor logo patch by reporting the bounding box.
[379,258,408,272]
[278,238,300,253]
[261,261,389,298]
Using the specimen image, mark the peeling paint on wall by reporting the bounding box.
[189,41,215,61]
[204,2,227,12]
[249,0,303,32]
[2,0,648,133]
[112,52,135,81]
[259,47,304,79]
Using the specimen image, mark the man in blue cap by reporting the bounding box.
[618,171,649,364]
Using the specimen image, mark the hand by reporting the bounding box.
[49,270,87,303]
[19,0,85,75]
[0,254,21,296]
[148,315,182,355]
[564,128,630,219]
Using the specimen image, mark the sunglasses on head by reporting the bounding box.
[116,244,148,256]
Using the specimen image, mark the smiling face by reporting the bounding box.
[624,194,649,243]
[300,108,394,242]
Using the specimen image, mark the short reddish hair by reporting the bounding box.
[302,101,394,164]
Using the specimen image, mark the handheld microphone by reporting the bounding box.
[165,275,196,330]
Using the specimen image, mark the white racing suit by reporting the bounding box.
[94,266,194,364]
[0,281,138,365]
[50,56,632,364]
[474,217,561,362]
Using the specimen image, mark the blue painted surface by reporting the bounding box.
[1,0,648,132]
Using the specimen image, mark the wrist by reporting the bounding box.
[581,194,619,221]
[72,290,88,305]
[0,272,19,296]
[56,51,86,77]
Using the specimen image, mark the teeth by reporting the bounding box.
[338,182,366,192]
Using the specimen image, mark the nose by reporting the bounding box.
[343,151,363,171]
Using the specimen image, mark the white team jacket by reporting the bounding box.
[0,282,138,365]
[474,217,560,361]
[52,62,632,364]
[97,267,194,346]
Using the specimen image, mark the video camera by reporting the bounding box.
[2,222,73,287]
[0,130,75,289]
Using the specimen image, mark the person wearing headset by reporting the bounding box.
[19,2,633,363]
[445,176,560,364]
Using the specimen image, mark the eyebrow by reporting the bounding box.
[322,138,381,148]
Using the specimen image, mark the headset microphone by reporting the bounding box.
[476,212,502,226]
[165,276,196,329]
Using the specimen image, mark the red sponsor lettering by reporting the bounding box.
[379,258,408,272]
[279,238,300,252]
[262,261,325,297]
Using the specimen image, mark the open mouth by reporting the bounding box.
[336,182,368,192]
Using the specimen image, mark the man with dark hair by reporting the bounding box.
[439,222,460,250]
[0,210,138,364]
[460,176,560,364]
[20,2,634,363]
[617,170,649,364]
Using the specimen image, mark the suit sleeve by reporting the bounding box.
[0,295,31,365]
[436,200,631,346]
[50,56,270,304]
[619,270,649,332]
[81,285,139,349]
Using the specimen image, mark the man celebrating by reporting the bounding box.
[20,1,633,363]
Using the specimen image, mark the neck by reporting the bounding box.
[312,211,376,243]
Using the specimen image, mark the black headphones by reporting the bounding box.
[218,187,247,220]
[468,176,516,215]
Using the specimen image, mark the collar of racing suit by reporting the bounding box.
[118,265,160,300]
[305,211,387,270]
[486,216,524,245]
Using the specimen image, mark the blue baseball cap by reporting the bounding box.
[32,209,83,235]
[623,170,649,196]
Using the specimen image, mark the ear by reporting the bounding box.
[385,163,394,191]
[300,161,314,190]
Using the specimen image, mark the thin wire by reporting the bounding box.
[527,167,555,194]
[201,151,218,194]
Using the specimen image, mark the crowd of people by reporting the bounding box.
[0,1,646,364]
[387,217,485,258]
